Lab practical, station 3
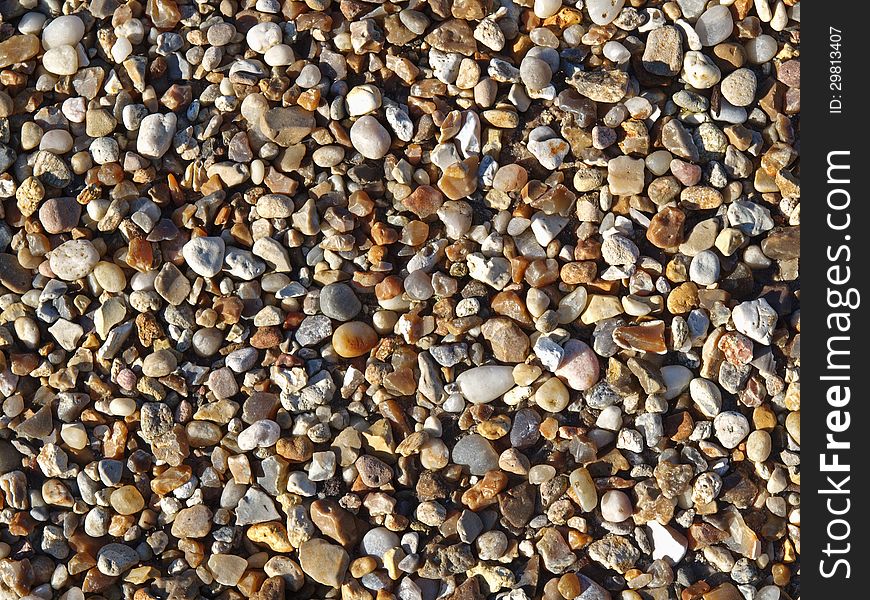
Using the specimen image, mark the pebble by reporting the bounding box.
[237,420,280,451]
[601,490,633,522]
[682,51,722,88]
[96,544,139,576]
[298,539,349,587]
[555,340,600,391]
[689,250,720,285]
[695,5,734,46]
[39,197,81,234]
[332,321,378,358]
[247,22,282,53]
[182,236,225,278]
[319,283,361,321]
[690,378,723,417]
[720,68,757,107]
[49,240,99,281]
[587,0,627,25]
[732,298,778,344]
[714,411,751,448]
[647,521,688,565]
[208,554,249,586]
[42,16,85,49]
[350,115,391,159]
[457,365,515,403]
[137,112,177,159]
[452,434,500,475]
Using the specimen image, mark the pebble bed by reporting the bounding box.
[0,0,799,599]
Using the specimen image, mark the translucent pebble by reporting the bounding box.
[744,35,778,64]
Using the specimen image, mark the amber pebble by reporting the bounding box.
[276,436,314,462]
[332,321,378,358]
[247,522,295,552]
[460,469,508,510]
[297,89,321,111]
[525,258,560,287]
[350,556,378,578]
[491,290,534,326]
[557,573,581,599]
[771,563,790,586]
[146,0,182,29]
[647,206,686,248]
[702,583,743,600]
[126,238,154,272]
[438,156,479,200]
[492,164,529,192]
[82,568,117,593]
[151,465,193,495]
[400,220,429,246]
[613,321,667,354]
[310,499,360,547]
[0,35,40,69]
[371,222,399,245]
[98,163,125,185]
[404,185,444,218]
[68,552,97,576]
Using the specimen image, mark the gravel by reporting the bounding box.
[0,1,800,599]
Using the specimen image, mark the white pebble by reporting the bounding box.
[42,15,85,49]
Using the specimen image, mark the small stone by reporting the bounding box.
[695,5,734,46]
[42,45,78,75]
[0,35,41,69]
[690,378,723,417]
[601,490,632,522]
[142,349,177,377]
[647,207,686,248]
[714,411,750,448]
[647,521,688,565]
[555,340,600,391]
[720,68,757,107]
[137,113,177,159]
[481,318,530,363]
[49,240,99,281]
[520,57,553,91]
[535,377,570,413]
[109,485,144,515]
[608,156,645,195]
[182,236,225,278]
[689,250,721,285]
[246,22,283,53]
[457,365,515,404]
[587,534,639,573]
[260,107,315,146]
[682,51,722,88]
[452,434,500,475]
[586,0,627,25]
[298,539,349,587]
[345,116,394,163]
[97,544,139,576]
[208,554,249,586]
[732,298,778,345]
[171,504,213,538]
[332,321,378,358]
[38,197,80,235]
[643,26,683,76]
[237,420,280,451]
[319,283,361,321]
[568,69,629,103]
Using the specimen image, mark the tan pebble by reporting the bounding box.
[332,321,378,358]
